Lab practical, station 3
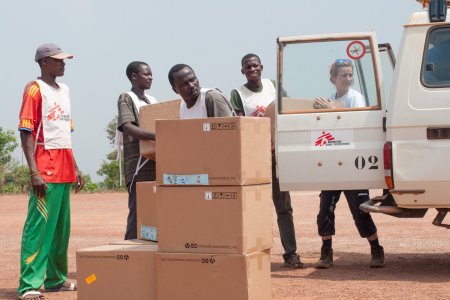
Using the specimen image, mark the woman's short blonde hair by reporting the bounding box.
[329,59,353,83]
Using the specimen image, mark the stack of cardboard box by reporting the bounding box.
[155,117,273,300]
[76,101,181,300]
[77,104,273,299]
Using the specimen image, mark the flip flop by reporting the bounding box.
[45,281,77,292]
[18,290,44,300]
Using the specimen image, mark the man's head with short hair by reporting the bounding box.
[126,61,152,91]
[168,64,194,87]
[241,53,261,67]
[126,61,149,80]
[168,64,200,106]
[241,53,263,85]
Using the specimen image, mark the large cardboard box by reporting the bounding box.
[139,99,181,160]
[158,184,272,254]
[77,244,157,300]
[156,251,271,300]
[136,181,158,241]
[155,117,271,186]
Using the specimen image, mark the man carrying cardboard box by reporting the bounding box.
[230,53,303,268]
[117,61,157,240]
[168,64,235,118]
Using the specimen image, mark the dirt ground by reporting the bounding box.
[0,191,449,300]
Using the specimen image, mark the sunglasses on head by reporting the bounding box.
[335,58,353,65]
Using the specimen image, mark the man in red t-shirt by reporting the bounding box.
[17,43,84,300]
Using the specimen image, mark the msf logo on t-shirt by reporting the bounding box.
[47,102,69,122]
[315,131,335,147]
[251,105,267,117]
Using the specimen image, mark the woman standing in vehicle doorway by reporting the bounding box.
[313,59,385,269]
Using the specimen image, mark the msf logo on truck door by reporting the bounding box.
[312,130,354,149]
[315,131,336,146]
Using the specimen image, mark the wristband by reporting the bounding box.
[30,171,40,177]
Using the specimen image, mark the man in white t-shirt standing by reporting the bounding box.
[117,61,157,240]
[230,53,303,268]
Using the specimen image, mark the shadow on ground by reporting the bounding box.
[271,252,450,283]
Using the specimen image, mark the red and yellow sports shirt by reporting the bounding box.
[18,81,76,183]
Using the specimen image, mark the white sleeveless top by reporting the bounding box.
[236,79,275,117]
[116,91,158,188]
[115,91,157,146]
[126,91,157,110]
[36,79,72,150]
[179,88,212,119]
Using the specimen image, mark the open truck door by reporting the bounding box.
[276,32,395,191]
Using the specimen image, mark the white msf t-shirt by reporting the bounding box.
[236,78,275,117]
[330,88,366,108]
[179,88,212,119]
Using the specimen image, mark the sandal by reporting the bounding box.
[18,290,44,300]
[45,281,77,292]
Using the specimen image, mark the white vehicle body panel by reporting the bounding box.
[387,10,450,208]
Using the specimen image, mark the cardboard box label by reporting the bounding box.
[160,255,216,264]
[204,192,238,200]
[85,274,96,285]
[141,225,157,241]
[203,122,238,131]
[163,174,209,185]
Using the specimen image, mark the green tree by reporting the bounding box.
[97,117,125,190]
[97,159,124,190]
[0,127,18,165]
[71,174,98,193]
[0,128,19,191]
[2,164,29,194]
[106,116,117,145]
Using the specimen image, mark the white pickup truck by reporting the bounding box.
[275,0,450,228]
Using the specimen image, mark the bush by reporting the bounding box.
[71,174,98,193]
[1,164,29,194]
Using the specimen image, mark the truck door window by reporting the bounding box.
[378,44,395,108]
[279,38,381,114]
[422,26,450,87]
